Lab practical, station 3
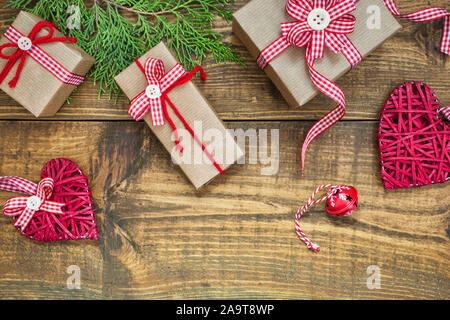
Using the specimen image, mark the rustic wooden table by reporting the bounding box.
[0,0,448,300]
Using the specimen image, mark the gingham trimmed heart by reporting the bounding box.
[0,158,99,241]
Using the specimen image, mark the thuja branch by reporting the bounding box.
[6,0,243,99]
[98,0,178,16]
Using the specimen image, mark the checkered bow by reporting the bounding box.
[1,177,65,231]
[128,58,187,125]
[285,0,360,63]
[258,0,361,69]
[127,57,225,173]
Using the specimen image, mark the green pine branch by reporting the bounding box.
[6,0,243,99]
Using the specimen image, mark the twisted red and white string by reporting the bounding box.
[0,22,84,87]
[258,0,449,172]
[295,184,337,252]
[0,176,65,231]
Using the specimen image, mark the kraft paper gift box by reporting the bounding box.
[115,42,244,189]
[233,0,402,107]
[0,11,95,117]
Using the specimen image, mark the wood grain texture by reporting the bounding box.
[0,0,448,300]
[0,121,448,299]
[0,0,447,120]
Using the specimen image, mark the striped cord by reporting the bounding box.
[295,184,337,252]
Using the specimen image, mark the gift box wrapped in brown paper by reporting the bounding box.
[233,0,402,107]
[0,11,95,117]
[115,42,244,189]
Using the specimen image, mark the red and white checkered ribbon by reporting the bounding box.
[383,0,449,55]
[0,176,65,231]
[129,58,187,125]
[258,0,449,172]
[258,0,362,171]
[0,22,85,87]
[440,106,450,121]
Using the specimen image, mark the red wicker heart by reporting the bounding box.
[11,158,99,241]
[378,82,450,189]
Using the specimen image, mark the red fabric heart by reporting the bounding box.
[378,82,450,189]
[7,158,99,241]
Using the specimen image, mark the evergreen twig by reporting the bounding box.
[6,0,243,99]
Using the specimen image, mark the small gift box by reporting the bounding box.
[0,11,95,117]
[115,42,243,189]
[233,0,402,107]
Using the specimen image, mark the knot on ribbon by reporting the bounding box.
[283,0,360,64]
[0,21,78,88]
[3,177,65,231]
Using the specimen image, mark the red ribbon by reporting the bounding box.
[0,21,81,88]
[1,177,65,231]
[128,58,225,174]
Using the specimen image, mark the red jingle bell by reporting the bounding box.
[325,185,358,217]
[295,184,359,252]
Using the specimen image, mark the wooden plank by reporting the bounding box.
[0,1,448,121]
[0,121,447,299]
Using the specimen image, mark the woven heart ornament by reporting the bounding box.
[0,158,99,241]
[378,82,450,189]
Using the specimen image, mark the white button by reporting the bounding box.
[307,8,330,31]
[26,196,42,211]
[17,36,32,51]
[145,84,161,99]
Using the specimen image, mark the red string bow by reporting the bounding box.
[2,177,65,231]
[0,21,77,88]
[128,57,224,174]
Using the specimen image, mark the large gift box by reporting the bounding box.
[115,42,244,189]
[233,0,402,107]
[0,11,95,117]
